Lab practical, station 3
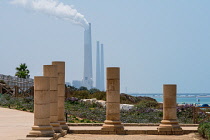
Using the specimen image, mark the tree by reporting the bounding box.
[15,63,30,79]
[89,88,100,94]
[78,86,88,91]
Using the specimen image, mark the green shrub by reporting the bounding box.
[89,92,106,100]
[0,94,34,112]
[73,91,89,99]
[198,122,210,139]
[135,100,158,108]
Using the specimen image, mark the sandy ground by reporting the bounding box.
[0,107,206,140]
[0,107,34,140]
[59,133,205,140]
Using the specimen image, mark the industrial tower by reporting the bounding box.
[82,23,93,89]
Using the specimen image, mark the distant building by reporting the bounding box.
[72,80,82,88]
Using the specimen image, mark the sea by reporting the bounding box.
[129,93,210,105]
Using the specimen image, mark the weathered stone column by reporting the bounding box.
[52,61,68,130]
[43,65,63,133]
[102,67,124,132]
[27,76,55,137]
[158,84,182,132]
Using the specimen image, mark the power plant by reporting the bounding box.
[96,41,101,89]
[82,23,93,89]
[96,41,104,91]
[72,23,104,90]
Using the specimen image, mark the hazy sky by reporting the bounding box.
[1,0,210,93]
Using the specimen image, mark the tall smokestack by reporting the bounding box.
[96,41,101,89]
[83,23,93,89]
[100,44,105,91]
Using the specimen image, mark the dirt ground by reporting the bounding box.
[58,133,206,140]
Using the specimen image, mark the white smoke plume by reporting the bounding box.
[10,0,89,29]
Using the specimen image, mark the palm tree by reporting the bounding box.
[15,63,30,79]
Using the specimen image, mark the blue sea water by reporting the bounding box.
[129,93,210,105]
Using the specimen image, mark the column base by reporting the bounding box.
[50,122,65,134]
[158,120,182,132]
[27,125,55,137]
[58,120,69,131]
[101,120,124,131]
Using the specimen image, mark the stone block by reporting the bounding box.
[164,97,176,107]
[43,65,57,77]
[34,104,50,119]
[108,131,117,134]
[34,118,50,126]
[50,92,58,104]
[50,78,58,90]
[57,85,65,97]
[158,131,167,135]
[106,113,120,120]
[147,130,158,135]
[163,107,177,120]
[107,79,120,91]
[50,103,58,114]
[101,131,109,134]
[52,61,65,74]
[57,73,65,84]
[50,115,58,122]
[34,76,50,91]
[34,91,50,104]
[158,127,172,132]
[106,67,120,79]
[106,91,120,102]
[58,97,65,108]
[116,130,126,135]
[106,103,120,114]
[57,108,65,120]
[173,131,183,135]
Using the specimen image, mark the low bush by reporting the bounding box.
[177,104,207,124]
[89,92,106,100]
[198,122,210,139]
[0,94,34,112]
[65,101,105,123]
[135,100,159,108]
[70,91,106,100]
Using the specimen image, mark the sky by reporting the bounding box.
[0,0,210,93]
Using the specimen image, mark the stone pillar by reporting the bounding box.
[43,65,63,133]
[102,67,124,132]
[27,76,55,137]
[52,61,68,130]
[158,84,182,132]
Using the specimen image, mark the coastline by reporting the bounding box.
[129,93,210,105]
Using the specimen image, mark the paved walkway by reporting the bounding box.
[59,133,204,140]
[0,107,205,140]
[0,107,50,140]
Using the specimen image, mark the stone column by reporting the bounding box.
[158,84,182,132]
[43,65,63,133]
[102,67,124,132]
[27,76,55,137]
[52,61,68,130]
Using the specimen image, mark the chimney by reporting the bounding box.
[100,43,104,91]
[83,23,93,89]
[96,41,101,89]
